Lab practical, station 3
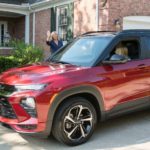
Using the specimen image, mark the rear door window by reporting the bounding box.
[141,37,150,59]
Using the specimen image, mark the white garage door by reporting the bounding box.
[123,16,150,30]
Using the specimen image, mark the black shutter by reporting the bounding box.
[51,7,56,32]
[66,3,74,41]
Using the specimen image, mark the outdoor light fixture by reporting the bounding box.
[114,19,121,31]
[101,0,108,7]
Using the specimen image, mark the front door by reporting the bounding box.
[95,37,150,112]
[101,60,150,111]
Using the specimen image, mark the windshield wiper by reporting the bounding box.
[51,60,72,65]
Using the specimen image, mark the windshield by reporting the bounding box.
[50,36,113,67]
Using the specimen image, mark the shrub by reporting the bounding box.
[11,40,44,66]
[0,56,19,73]
[0,40,44,73]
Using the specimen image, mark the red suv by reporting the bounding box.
[0,30,150,146]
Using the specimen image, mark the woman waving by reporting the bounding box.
[46,31,63,54]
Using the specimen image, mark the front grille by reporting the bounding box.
[18,125,37,130]
[0,96,17,119]
[0,83,16,96]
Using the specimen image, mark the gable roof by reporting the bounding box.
[0,0,44,4]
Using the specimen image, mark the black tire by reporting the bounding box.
[52,97,97,146]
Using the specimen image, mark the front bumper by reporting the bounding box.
[0,117,45,133]
[0,90,53,137]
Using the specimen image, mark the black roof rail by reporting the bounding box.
[82,31,117,36]
[122,29,150,33]
[81,29,150,37]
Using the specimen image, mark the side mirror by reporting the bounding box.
[102,54,128,64]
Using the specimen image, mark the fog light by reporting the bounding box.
[22,97,36,109]
[21,97,37,118]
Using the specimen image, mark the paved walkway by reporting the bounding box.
[1,110,150,150]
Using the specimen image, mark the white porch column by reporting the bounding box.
[33,12,35,46]
[25,14,30,44]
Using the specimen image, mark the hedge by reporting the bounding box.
[0,40,44,73]
[0,56,19,73]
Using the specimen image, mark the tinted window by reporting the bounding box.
[141,37,150,59]
[50,37,112,67]
[106,39,140,61]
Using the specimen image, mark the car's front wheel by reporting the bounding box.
[52,97,97,146]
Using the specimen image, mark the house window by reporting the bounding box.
[51,4,73,42]
[0,21,8,46]
[56,6,68,41]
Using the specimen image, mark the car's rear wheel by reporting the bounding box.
[52,97,97,146]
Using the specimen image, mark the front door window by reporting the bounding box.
[105,39,140,61]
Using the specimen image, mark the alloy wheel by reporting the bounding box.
[63,105,93,141]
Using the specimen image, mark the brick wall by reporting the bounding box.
[14,16,25,40]
[35,8,51,58]
[98,1,110,31]
[74,0,97,36]
[99,0,150,31]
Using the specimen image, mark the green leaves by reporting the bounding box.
[11,40,44,66]
[0,40,44,73]
[0,56,19,73]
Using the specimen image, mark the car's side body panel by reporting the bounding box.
[92,59,150,111]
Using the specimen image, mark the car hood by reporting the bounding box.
[0,62,85,85]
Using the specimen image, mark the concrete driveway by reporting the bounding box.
[1,110,150,150]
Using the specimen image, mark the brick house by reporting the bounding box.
[0,0,150,56]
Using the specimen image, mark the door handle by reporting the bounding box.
[138,64,146,69]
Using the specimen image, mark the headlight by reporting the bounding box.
[15,84,47,91]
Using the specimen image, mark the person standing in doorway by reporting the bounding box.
[46,31,63,54]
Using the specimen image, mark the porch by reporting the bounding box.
[0,3,29,55]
